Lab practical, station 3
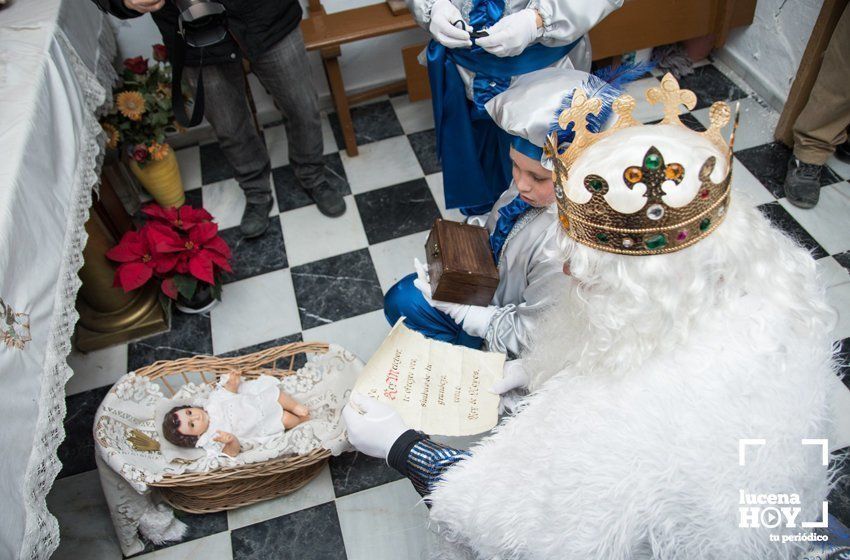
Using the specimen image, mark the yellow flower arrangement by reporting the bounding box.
[101,122,120,150]
[116,91,146,122]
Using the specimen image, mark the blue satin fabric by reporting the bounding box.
[384,274,483,349]
[489,195,531,261]
[426,38,579,211]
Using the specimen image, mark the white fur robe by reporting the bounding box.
[426,201,838,560]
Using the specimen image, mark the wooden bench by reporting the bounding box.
[301,0,419,156]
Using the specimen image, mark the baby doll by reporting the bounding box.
[162,372,310,457]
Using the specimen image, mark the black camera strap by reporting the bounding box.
[171,28,206,128]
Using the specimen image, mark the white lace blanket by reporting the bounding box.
[95,345,359,494]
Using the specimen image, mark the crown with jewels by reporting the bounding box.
[549,73,737,256]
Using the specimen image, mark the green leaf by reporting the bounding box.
[211,280,223,301]
[173,274,198,299]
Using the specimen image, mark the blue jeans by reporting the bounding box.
[384,274,483,349]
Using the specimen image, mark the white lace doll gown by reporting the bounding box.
[195,375,285,457]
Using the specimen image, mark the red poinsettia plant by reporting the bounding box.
[106,203,232,302]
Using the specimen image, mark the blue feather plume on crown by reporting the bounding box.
[547,60,656,154]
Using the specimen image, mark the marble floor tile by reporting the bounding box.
[137,510,230,556]
[735,142,842,198]
[320,113,340,155]
[219,218,288,284]
[779,182,850,255]
[48,470,123,560]
[273,152,350,213]
[816,256,850,289]
[425,172,465,221]
[230,502,346,560]
[623,76,665,123]
[828,282,850,341]
[227,464,335,530]
[676,64,748,111]
[757,202,828,260]
[837,338,849,382]
[369,230,429,293]
[827,153,850,181]
[202,178,278,232]
[336,479,434,560]
[290,249,384,329]
[301,310,390,364]
[210,269,301,355]
[730,157,776,207]
[355,178,441,245]
[66,344,128,396]
[199,142,236,186]
[678,112,706,133]
[408,128,441,175]
[329,451,404,498]
[328,99,404,149]
[184,188,203,209]
[829,453,850,529]
[693,97,778,152]
[390,95,435,135]
[58,385,111,478]
[280,196,369,267]
[263,123,290,168]
[128,311,213,371]
[835,251,850,273]
[175,145,203,192]
[340,136,424,194]
[135,531,233,560]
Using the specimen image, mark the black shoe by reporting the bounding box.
[304,181,346,217]
[240,198,273,238]
[783,158,822,209]
[836,139,850,164]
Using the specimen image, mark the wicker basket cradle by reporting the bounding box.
[136,341,333,514]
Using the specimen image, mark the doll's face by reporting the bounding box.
[175,407,209,436]
[510,147,555,208]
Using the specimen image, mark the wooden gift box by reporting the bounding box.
[425,219,499,306]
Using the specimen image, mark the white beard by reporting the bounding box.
[427,200,839,559]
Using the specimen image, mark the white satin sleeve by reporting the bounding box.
[484,228,571,357]
[406,0,440,26]
[527,0,623,45]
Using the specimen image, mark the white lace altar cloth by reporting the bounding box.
[0,1,117,558]
[94,345,358,556]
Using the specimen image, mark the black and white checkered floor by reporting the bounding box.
[51,60,850,559]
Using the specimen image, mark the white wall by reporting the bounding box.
[107,0,428,135]
[716,0,820,111]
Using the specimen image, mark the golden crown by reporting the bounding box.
[549,73,737,256]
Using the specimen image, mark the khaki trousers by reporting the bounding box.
[793,4,850,165]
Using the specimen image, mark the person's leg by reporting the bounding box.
[384,274,483,349]
[184,62,273,235]
[251,28,346,217]
[785,5,850,208]
[277,391,309,418]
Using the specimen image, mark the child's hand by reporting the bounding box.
[214,431,241,456]
[213,431,235,444]
[223,371,241,392]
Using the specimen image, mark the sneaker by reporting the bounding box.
[304,181,346,217]
[836,139,850,164]
[783,158,822,209]
[240,198,273,238]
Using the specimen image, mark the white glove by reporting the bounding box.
[342,392,409,460]
[413,258,497,337]
[429,0,473,49]
[413,258,469,323]
[489,359,529,395]
[476,9,542,57]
